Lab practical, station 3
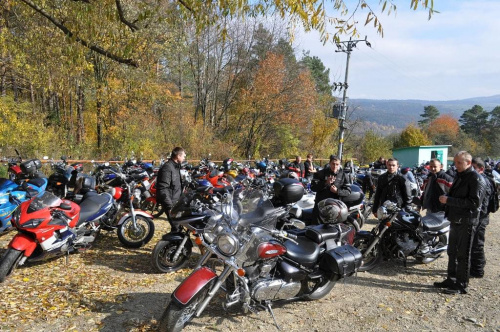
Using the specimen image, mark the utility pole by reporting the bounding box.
[332,36,371,162]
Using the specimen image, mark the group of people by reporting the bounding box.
[155,148,497,295]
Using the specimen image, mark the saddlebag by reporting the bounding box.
[20,159,42,175]
[320,245,362,276]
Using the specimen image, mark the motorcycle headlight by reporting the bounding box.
[377,206,389,220]
[134,188,142,200]
[22,218,44,228]
[216,233,239,256]
[11,208,21,227]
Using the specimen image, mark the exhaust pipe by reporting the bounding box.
[428,245,447,256]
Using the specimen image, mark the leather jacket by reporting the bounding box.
[445,167,485,223]
[156,159,183,207]
[372,172,412,213]
[311,167,351,203]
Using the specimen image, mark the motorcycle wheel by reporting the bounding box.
[117,215,155,248]
[353,237,382,272]
[158,284,211,332]
[301,277,337,301]
[415,234,448,264]
[140,200,164,218]
[0,249,23,282]
[151,239,192,273]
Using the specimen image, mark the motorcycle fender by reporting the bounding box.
[172,267,216,305]
[116,210,153,225]
[354,230,374,241]
[9,233,37,257]
[161,232,187,242]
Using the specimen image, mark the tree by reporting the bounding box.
[300,52,332,96]
[426,114,460,145]
[459,104,489,137]
[418,105,440,128]
[394,124,432,148]
[359,130,392,164]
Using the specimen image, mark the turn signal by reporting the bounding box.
[237,269,245,277]
[385,222,392,227]
[195,237,203,245]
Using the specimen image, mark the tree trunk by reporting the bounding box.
[76,84,85,144]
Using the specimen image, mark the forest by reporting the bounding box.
[1,0,498,164]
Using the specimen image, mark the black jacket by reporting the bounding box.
[445,167,485,223]
[479,173,494,219]
[311,167,351,203]
[421,170,454,213]
[372,172,412,213]
[156,159,183,207]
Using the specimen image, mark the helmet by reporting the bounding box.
[318,198,348,223]
[207,161,216,170]
[256,161,267,172]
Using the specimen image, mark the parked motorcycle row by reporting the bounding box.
[0,154,453,331]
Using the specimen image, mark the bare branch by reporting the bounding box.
[115,0,139,32]
[19,0,139,67]
[177,0,193,13]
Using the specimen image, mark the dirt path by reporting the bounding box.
[1,213,499,332]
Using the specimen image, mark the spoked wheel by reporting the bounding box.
[151,239,192,273]
[117,215,155,248]
[158,284,211,332]
[301,276,337,301]
[353,236,382,272]
[140,200,164,218]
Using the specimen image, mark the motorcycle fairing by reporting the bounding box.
[9,233,37,256]
[172,267,216,305]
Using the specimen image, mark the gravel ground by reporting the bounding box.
[1,212,499,332]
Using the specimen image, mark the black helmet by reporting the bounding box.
[318,198,348,223]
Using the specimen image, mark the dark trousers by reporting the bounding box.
[161,202,180,233]
[470,216,489,276]
[447,219,476,289]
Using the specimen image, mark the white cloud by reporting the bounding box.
[295,1,500,100]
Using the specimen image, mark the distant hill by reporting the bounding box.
[346,94,500,132]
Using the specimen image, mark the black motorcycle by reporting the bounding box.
[354,200,450,271]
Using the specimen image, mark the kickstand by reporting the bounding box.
[265,301,281,331]
[65,250,70,265]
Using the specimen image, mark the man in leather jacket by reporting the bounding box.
[470,157,494,278]
[421,159,454,213]
[434,151,485,294]
[311,155,351,223]
[372,158,412,217]
[157,147,186,232]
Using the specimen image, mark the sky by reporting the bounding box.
[295,0,500,101]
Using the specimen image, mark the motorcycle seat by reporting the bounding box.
[305,224,340,244]
[284,237,320,268]
[421,212,450,231]
[78,193,113,225]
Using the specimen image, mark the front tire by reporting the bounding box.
[0,249,23,282]
[117,215,155,248]
[158,284,211,332]
[353,236,382,272]
[151,239,192,273]
[141,200,164,218]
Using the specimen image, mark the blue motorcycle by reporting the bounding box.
[0,177,48,233]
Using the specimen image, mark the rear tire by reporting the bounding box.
[151,239,192,273]
[117,215,155,248]
[302,277,336,300]
[353,237,382,272]
[158,284,211,332]
[0,249,23,282]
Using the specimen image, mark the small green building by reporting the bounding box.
[392,145,451,170]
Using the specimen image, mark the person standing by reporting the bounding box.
[311,155,351,223]
[434,151,485,294]
[289,155,305,178]
[421,159,454,213]
[156,147,186,232]
[372,158,412,217]
[304,153,316,181]
[470,157,494,278]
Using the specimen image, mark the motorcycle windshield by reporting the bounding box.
[27,191,62,213]
[237,189,275,229]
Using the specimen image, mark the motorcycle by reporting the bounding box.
[0,190,110,282]
[0,177,48,234]
[353,200,450,272]
[47,156,83,198]
[158,187,362,331]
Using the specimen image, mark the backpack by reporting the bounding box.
[487,177,499,213]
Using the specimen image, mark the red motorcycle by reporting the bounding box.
[0,191,108,282]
